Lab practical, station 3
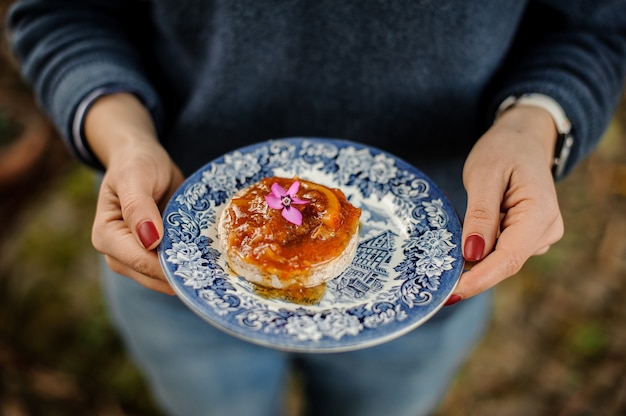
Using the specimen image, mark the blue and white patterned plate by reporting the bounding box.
[158,138,463,352]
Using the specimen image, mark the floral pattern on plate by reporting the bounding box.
[158,138,463,352]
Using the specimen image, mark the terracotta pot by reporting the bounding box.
[0,88,74,238]
[0,107,54,187]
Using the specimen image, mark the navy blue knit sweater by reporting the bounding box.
[8,0,626,177]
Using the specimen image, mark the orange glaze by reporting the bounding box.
[222,176,361,282]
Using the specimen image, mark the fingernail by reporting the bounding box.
[138,221,159,249]
[444,294,463,306]
[464,234,485,262]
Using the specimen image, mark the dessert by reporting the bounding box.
[218,176,361,289]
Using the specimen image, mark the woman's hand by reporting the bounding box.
[449,105,565,304]
[85,93,185,294]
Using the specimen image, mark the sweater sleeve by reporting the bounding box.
[487,0,626,179]
[7,0,163,169]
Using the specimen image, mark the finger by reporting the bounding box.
[93,215,166,277]
[454,248,523,298]
[453,224,534,300]
[92,184,176,295]
[117,179,165,250]
[158,165,185,212]
[462,176,506,263]
[92,191,168,277]
[104,255,175,295]
[121,163,185,249]
[533,245,551,256]
[452,213,561,299]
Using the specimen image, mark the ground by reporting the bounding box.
[1,3,625,414]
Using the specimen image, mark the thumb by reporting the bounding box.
[119,182,164,251]
[461,180,503,263]
[136,218,162,250]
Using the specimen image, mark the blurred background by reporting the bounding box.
[1,1,625,415]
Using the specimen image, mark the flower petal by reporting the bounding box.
[291,197,309,205]
[271,182,288,197]
[286,181,301,196]
[282,206,303,225]
[265,194,284,210]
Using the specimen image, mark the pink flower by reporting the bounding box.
[264,181,309,225]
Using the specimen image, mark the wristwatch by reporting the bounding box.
[497,93,574,178]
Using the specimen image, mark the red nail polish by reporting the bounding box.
[464,234,485,262]
[444,294,463,306]
[138,221,159,249]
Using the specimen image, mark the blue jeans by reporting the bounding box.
[102,268,490,416]
[100,157,491,415]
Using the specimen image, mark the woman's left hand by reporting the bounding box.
[450,104,566,303]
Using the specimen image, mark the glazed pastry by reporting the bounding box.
[218,176,361,289]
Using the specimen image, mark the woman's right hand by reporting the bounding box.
[84,93,185,294]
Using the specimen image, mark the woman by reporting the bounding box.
[8,1,626,415]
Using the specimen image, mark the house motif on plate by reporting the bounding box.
[335,230,397,299]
